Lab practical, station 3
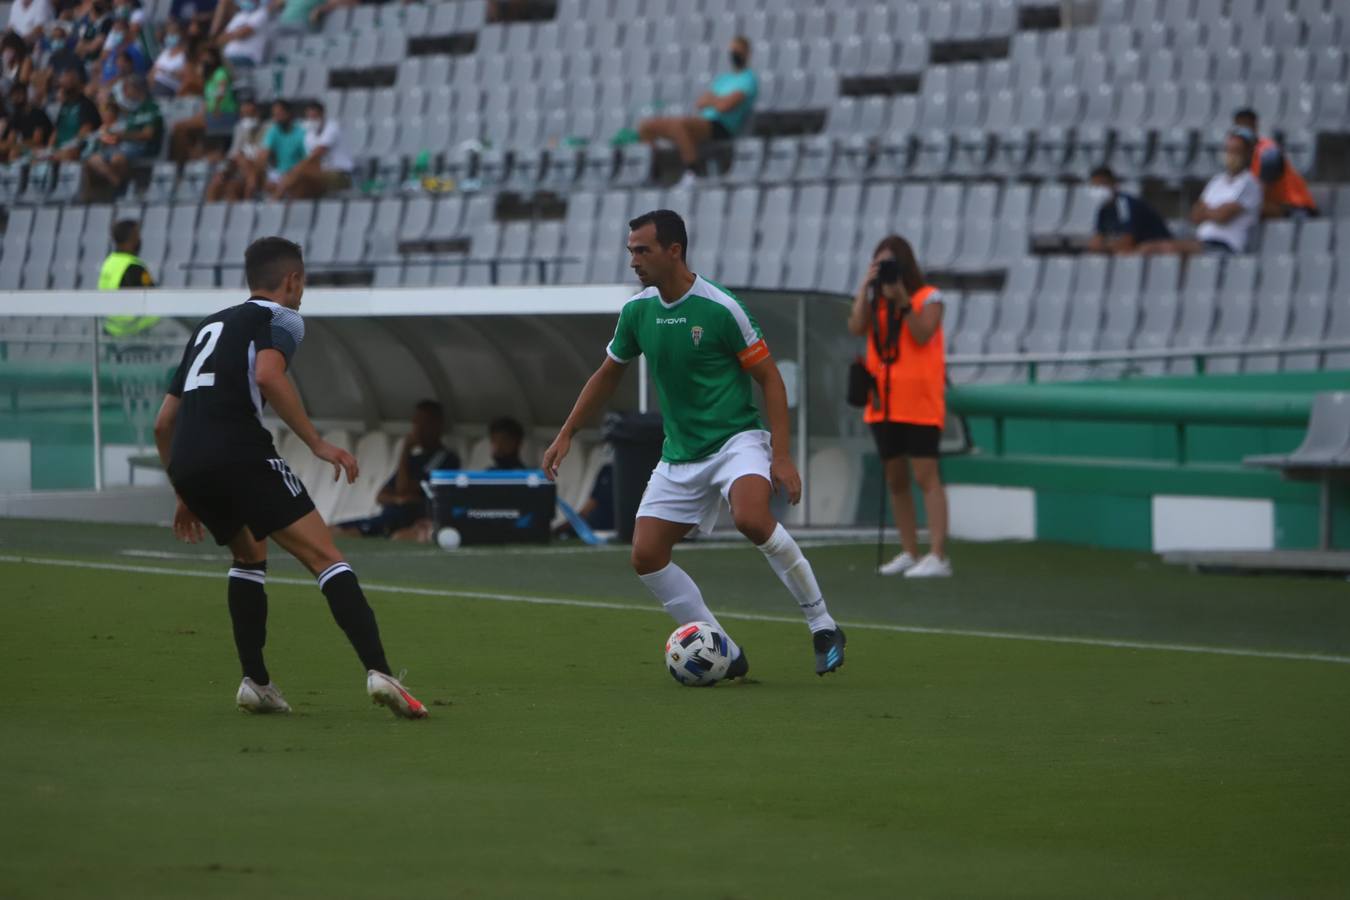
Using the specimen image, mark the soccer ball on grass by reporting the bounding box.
[665,621,731,686]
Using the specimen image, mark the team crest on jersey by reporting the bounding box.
[691,326,704,347]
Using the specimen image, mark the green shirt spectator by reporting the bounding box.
[54,88,101,150]
[119,94,163,158]
[204,65,237,117]
[262,118,306,175]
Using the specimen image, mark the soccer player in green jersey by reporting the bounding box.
[543,210,846,677]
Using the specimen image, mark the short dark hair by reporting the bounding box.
[732,34,751,52]
[1089,165,1116,182]
[488,416,524,441]
[628,209,688,262]
[1233,107,1258,127]
[306,100,325,115]
[111,219,139,246]
[414,399,443,417]
[244,236,304,291]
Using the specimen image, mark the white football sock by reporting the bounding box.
[756,523,838,633]
[639,562,740,658]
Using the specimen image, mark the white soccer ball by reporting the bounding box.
[436,527,462,551]
[664,621,731,686]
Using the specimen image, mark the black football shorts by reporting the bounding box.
[172,458,316,545]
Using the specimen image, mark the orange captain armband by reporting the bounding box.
[737,339,770,368]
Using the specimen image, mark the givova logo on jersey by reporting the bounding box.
[691,326,704,347]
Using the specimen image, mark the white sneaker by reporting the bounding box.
[904,554,953,578]
[674,170,698,191]
[367,670,429,719]
[878,552,917,576]
[236,677,291,714]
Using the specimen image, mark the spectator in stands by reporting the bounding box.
[271,99,352,198]
[1085,166,1172,255]
[1232,108,1316,220]
[72,0,114,63]
[847,234,952,579]
[98,218,156,290]
[8,0,55,43]
[47,66,101,161]
[167,45,235,161]
[81,73,161,200]
[215,0,270,69]
[333,400,461,541]
[258,98,305,192]
[1168,129,1262,255]
[637,35,757,189]
[0,32,34,94]
[270,0,352,36]
[486,416,526,470]
[148,18,189,97]
[32,19,82,98]
[204,97,264,199]
[98,21,148,87]
[1,82,53,161]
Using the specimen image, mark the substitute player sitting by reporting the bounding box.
[543,210,846,677]
[152,236,428,718]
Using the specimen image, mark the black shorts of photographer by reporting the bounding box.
[847,235,952,579]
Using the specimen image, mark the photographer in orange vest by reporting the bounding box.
[847,235,951,579]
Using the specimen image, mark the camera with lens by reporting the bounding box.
[874,258,902,285]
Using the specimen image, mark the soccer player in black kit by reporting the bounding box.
[152,237,427,718]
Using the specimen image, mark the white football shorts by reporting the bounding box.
[636,429,773,535]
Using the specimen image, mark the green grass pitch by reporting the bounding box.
[1,519,1348,899]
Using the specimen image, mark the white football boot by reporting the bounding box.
[878,552,917,576]
[367,670,429,719]
[236,677,292,713]
[904,553,953,578]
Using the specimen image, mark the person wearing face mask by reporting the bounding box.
[206,98,266,200]
[1166,129,1263,256]
[272,99,352,198]
[1232,107,1316,220]
[48,66,102,161]
[1085,166,1172,256]
[2,83,53,162]
[257,99,306,192]
[637,35,758,190]
[81,73,161,200]
[846,235,952,579]
[149,21,188,97]
[99,22,147,84]
[216,0,271,69]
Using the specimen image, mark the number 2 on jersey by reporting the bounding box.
[183,322,224,392]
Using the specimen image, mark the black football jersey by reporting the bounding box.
[166,298,305,476]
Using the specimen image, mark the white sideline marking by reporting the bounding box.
[4,553,1349,667]
[119,540,854,562]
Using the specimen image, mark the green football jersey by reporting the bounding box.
[607,276,769,463]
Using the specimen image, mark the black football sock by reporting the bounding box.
[317,562,391,675]
[227,560,270,684]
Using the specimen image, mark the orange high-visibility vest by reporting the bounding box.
[1252,136,1315,212]
[863,284,945,428]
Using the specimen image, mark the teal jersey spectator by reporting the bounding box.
[699,69,758,136]
[263,122,307,174]
[278,0,323,30]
